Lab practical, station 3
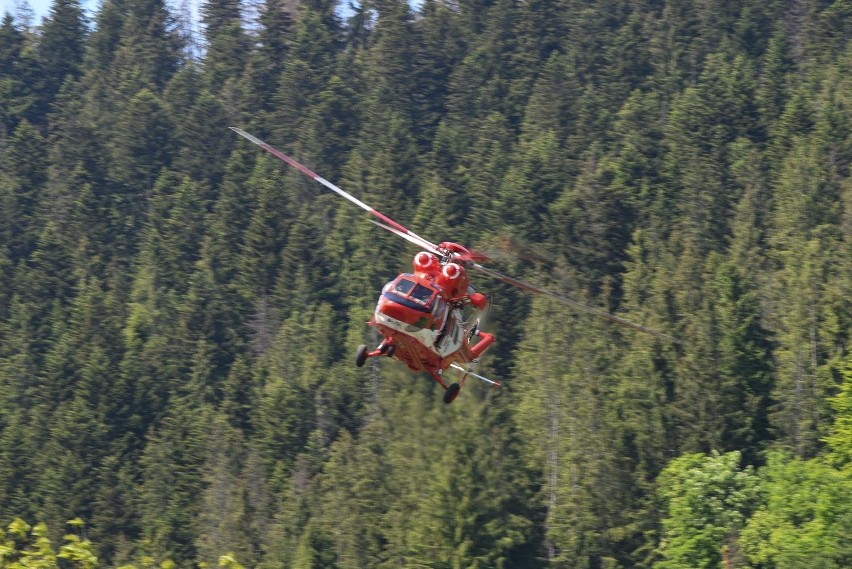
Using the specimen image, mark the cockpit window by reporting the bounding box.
[394,279,415,295]
[386,277,436,312]
[410,284,435,305]
[393,278,435,305]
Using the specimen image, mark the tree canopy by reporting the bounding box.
[0,0,850,566]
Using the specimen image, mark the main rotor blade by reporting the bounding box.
[471,263,680,344]
[230,127,439,253]
[369,220,441,254]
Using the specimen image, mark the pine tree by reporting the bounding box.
[237,157,293,300]
[137,401,211,565]
[165,75,233,187]
[756,28,792,138]
[206,146,259,288]
[194,414,268,567]
[768,236,836,457]
[1,119,46,261]
[649,0,703,96]
[85,0,126,74]
[549,148,636,293]
[515,0,568,67]
[0,13,38,132]
[662,51,761,254]
[11,222,77,373]
[33,395,108,539]
[710,256,774,463]
[34,0,86,118]
[464,112,515,234]
[141,172,208,295]
[513,296,635,566]
[496,130,565,243]
[416,0,469,140]
[179,237,246,398]
[300,75,360,180]
[108,89,175,256]
[602,9,656,101]
[108,0,183,95]
[270,0,340,145]
[253,0,292,110]
[446,0,526,127]
[200,0,249,89]
[520,52,582,147]
[825,355,852,465]
[768,92,848,455]
[364,0,423,131]
[111,89,174,193]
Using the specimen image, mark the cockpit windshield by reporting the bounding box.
[390,278,436,307]
[410,283,434,304]
[394,279,415,295]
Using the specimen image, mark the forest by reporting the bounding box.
[0,0,850,566]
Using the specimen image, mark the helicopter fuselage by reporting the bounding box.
[367,251,494,388]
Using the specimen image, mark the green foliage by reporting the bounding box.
[0,1,849,567]
[0,14,39,131]
[825,356,852,464]
[35,0,87,118]
[0,518,98,568]
[656,451,759,569]
[739,452,852,569]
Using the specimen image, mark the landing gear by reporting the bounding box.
[379,342,396,358]
[356,342,394,368]
[355,344,368,367]
[443,383,460,404]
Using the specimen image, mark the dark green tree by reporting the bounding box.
[200,0,249,89]
[249,0,292,114]
[0,13,38,132]
[446,0,526,127]
[710,256,775,463]
[34,0,86,118]
[109,0,183,94]
[1,119,46,260]
[137,401,211,565]
[108,89,175,257]
[271,1,340,145]
[164,70,234,187]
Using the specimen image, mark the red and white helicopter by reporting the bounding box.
[232,127,676,403]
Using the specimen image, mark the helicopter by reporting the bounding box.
[231,127,677,403]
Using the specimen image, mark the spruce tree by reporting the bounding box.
[200,0,249,89]
[35,0,86,118]
[0,13,38,132]
[1,119,46,261]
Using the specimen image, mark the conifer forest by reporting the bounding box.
[0,0,851,566]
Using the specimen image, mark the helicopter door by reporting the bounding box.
[431,297,448,330]
[437,309,464,357]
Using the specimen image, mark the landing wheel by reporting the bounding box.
[385,345,396,358]
[355,344,368,367]
[443,383,461,404]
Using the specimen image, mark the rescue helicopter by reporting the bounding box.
[231,127,677,403]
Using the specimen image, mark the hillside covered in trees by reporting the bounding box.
[1,0,851,566]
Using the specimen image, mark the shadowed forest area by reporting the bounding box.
[0,0,850,566]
